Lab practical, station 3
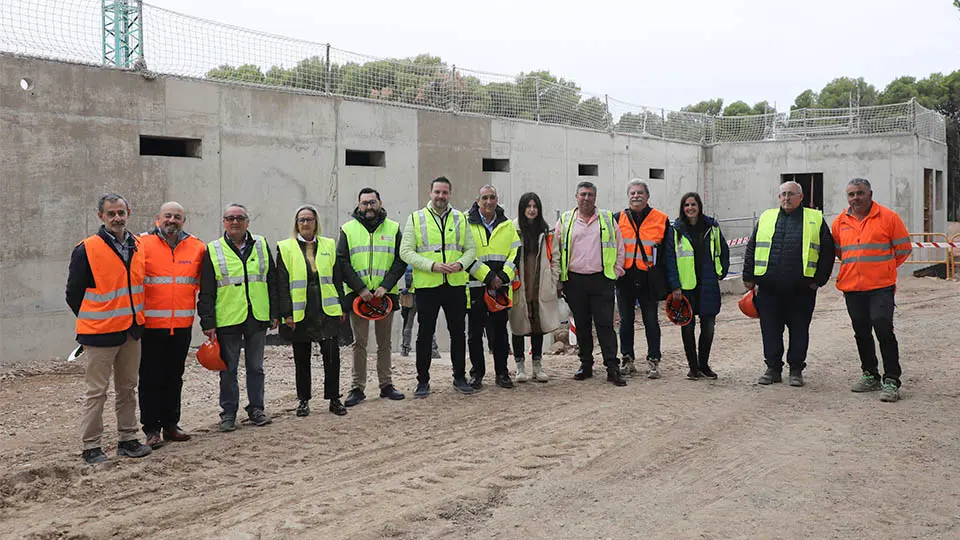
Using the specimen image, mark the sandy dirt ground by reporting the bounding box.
[1,277,959,540]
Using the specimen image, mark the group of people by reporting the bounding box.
[65,175,911,464]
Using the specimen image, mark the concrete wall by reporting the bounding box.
[0,54,948,365]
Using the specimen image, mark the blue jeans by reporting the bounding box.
[217,324,266,419]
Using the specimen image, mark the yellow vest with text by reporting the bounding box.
[208,235,270,327]
[753,208,822,278]
[675,226,724,290]
[341,218,400,295]
[467,218,521,301]
[411,207,468,289]
[558,209,618,281]
[277,237,342,321]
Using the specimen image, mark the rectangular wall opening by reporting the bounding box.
[578,164,599,176]
[346,150,386,167]
[924,168,933,231]
[935,170,944,211]
[483,158,510,173]
[139,135,202,158]
[780,173,824,210]
[649,168,665,180]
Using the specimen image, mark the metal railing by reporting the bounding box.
[905,233,953,280]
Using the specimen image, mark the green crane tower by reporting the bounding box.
[101,0,142,67]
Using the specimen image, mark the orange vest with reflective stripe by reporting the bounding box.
[76,234,146,335]
[618,208,667,270]
[141,233,207,330]
[832,202,911,292]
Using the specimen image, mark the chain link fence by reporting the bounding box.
[0,0,947,145]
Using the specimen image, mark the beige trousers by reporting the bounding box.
[350,311,394,391]
[79,335,141,450]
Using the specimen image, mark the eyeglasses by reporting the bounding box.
[358,200,379,207]
[223,215,248,222]
[779,192,801,198]
[297,217,316,224]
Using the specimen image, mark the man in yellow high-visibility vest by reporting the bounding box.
[198,203,279,433]
[338,188,408,406]
[400,177,477,398]
[743,181,835,388]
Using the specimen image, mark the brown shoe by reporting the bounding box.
[145,431,163,448]
[162,426,192,442]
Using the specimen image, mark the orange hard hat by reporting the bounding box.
[484,288,512,312]
[511,278,520,291]
[739,289,759,319]
[353,295,393,321]
[664,294,693,326]
[197,337,226,371]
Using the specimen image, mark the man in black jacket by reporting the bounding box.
[337,188,407,406]
[743,181,836,387]
[66,193,153,464]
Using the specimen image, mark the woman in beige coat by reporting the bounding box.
[510,192,560,382]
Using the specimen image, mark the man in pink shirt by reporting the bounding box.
[551,182,627,386]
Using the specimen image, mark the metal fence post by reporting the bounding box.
[324,44,331,94]
[535,78,541,124]
[605,94,611,131]
[450,64,456,112]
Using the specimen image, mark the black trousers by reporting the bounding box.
[139,327,192,434]
[616,280,661,361]
[468,289,510,380]
[755,285,816,372]
[512,334,544,360]
[292,339,340,401]
[844,286,901,385]
[415,284,468,383]
[681,315,716,370]
[565,272,619,370]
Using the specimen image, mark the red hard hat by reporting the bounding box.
[197,337,226,371]
[484,288,512,312]
[739,289,759,319]
[511,278,521,291]
[664,294,693,326]
[353,296,393,321]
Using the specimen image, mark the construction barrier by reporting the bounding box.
[904,233,953,280]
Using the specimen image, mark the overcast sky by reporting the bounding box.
[128,0,960,111]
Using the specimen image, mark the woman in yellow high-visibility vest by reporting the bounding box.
[276,205,347,417]
[664,192,730,380]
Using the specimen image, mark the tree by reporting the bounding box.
[574,97,612,130]
[722,101,752,117]
[791,89,818,110]
[682,98,723,116]
[206,63,266,84]
[751,101,775,115]
[878,76,919,105]
[817,77,878,108]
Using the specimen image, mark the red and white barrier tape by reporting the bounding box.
[726,237,960,249]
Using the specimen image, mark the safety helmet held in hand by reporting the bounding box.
[739,289,759,319]
[484,287,512,313]
[197,337,226,371]
[664,295,693,326]
[353,295,393,321]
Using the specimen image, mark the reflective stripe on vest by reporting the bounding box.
[76,234,146,334]
[558,209,617,281]
[141,233,206,330]
[753,208,821,278]
[675,225,723,290]
[466,218,521,296]
[277,237,342,321]
[208,235,271,327]
[619,208,667,270]
[411,207,468,289]
[341,218,400,295]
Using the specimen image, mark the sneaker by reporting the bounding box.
[607,369,627,386]
[880,379,900,402]
[344,389,366,407]
[788,371,804,387]
[219,417,236,432]
[495,374,515,389]
[647,359,661,380]
[413,381,430,398]
[117,440,152,458]
[401,345,411,357]
[757,368,782,385]
[82,447,108,464]
[515,360,528,383]
[686,369,702,380]
[532,359,549,383]
[431,349,442,359]
[248,409,272,426]
[453,378,475,395]
[619,357,638,376]
[296,400,310,417]
[852,372,882,392]
[468,376,484,390]
[329,399,348,416]
[699,366,718,380]
[379,385,405,400]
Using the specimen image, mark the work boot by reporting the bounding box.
[852,371,882,392]
[117,440,152,458]
[329,399,347,416]
[880,379,900,402]
[788,370,804,387]
[82,447,108,464]
[619,356,638,377]
[532,359,549,382]
[515,360,528,383]
[344,388,366,407]
[647,358,662,379]
[219,416,237,432]
[495,374,515,389]
[757,368,782,385]
[248,409,272,426]
[606,369,627,387]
